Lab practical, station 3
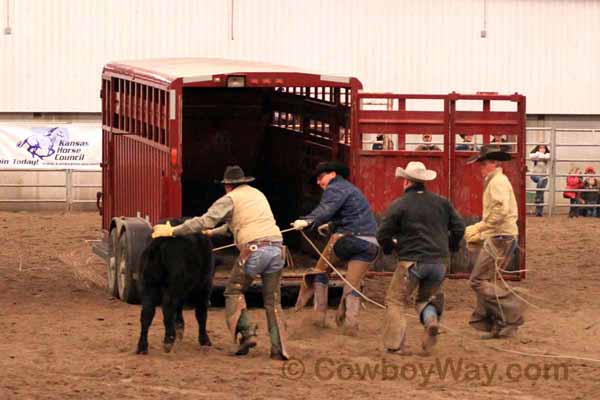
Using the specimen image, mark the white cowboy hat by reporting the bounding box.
[395,161,437,182]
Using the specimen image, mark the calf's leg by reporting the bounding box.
[162,295,177,353]
[175,301,185,340]
[194,289,212,346]
[136,287,160,355]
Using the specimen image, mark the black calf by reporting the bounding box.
[136,231,215,354]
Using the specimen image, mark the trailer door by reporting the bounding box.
[352,93,450,214]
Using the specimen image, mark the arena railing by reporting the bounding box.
[526,127,600,216]
[0,169,101,211]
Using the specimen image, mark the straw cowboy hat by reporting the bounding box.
[220,165,255,184]
[466,144,512,164]
[310,160,350,182]
[395,161,437,182]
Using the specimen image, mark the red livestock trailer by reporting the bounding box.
[93,58,526,303]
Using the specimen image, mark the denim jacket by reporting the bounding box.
[302,176,377,236]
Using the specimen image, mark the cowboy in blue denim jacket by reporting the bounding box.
[292,161,378,335]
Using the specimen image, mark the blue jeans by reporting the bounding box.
[333,235,379,262]
[408,262,446,284]
[244,246,285,278]
[530,176,547,215]
[407,262,446,324]
[585,202,598,217]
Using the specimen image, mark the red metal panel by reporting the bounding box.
[352,91,526,279]
[112,135,169,224]
[353,93,450,214]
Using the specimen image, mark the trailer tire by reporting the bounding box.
[116,232,140,304]
[106,228,119,298]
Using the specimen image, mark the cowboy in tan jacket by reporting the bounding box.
[464,145,525,339]
[152,165,289,360]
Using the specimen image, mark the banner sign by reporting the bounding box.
[0,124,102,170]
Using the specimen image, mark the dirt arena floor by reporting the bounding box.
[1,211,599,399]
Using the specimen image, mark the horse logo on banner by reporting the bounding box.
[16,127,68,160]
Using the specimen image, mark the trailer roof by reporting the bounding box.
[103,57,357,87]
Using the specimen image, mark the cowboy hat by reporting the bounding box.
[395,161,437,182]
[310,161,350,183]
[220,165,255,184]
[466,144,512,164]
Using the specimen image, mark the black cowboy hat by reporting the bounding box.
[467,144,512,164]
[220,165,255,184]
[309,161,350,183]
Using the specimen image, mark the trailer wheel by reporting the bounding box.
[117,232,140,304]
[106,228,119,298]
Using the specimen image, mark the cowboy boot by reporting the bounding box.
[496,321,518,338]
[336,260,369,331]
[224,262,256,355]
[312,281,329,328]
[480,322,501,340]
[235,311,258,355]
[421,312,439,355]
[262,270,290,361]
[341,294,361,336]
[294,234,344,311]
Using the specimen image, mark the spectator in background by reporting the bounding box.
[529,145,551,217]
[456,134,476,151]
[491,134,513,152]
[415,134,442,151]
[372,135,384,150]
[372,134,394,150]
[582,167,599,217]
[564,167,585,218]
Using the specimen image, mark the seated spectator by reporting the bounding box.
[564,167,585,218]
[582,167,600,217]
[415,134,442,151]
[456,134,476,151]
[372,135,384,150]
[491,134,513,152]
[529,145,551,217]
[372,134,394,150]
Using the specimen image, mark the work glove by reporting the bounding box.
[152,221,174,239]
[317,223,331,237]
[464,224,481,244]
[291,219,310,230]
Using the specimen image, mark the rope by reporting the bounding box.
[299,230,386,309]
[483,239,541,310]
[297,229,600,364]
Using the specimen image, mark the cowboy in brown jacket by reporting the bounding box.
[464,145,526,339]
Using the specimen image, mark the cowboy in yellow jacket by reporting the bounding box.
[464,145,525,339]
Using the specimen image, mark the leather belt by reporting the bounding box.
[244,240,283,252]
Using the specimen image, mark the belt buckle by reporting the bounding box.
[249,244,258,252]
